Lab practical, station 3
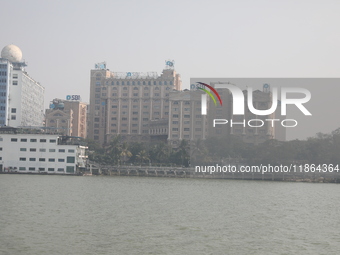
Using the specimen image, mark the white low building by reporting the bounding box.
[0,127,87,174]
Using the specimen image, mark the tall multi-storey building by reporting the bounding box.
[0,45,44,127]
[167,90,208,147]
[88,61,182,146]
[45,98,87,138]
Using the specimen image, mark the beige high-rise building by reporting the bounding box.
[45,98,87,138]
[166,90,208,147]
[87,61,182,146]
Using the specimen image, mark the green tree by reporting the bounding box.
[136,150,150,164]
[120,142,132,165]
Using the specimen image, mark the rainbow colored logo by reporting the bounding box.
[196,82,223,106]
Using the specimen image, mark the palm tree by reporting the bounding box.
[154,143,171,163]
[120,142,132,165]
[136,150,150,164]
[190,139,208,165]
[105,135,121,165]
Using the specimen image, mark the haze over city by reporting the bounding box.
[1,0,339,140]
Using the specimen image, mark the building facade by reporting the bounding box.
[0,45,44,127]
[45,98,87,138]
[0,127,87,174]
[87,61,182,146]
[166,90,208,147]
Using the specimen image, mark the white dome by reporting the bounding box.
[1,44,23,63]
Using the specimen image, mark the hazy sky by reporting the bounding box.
[1,0,339,138]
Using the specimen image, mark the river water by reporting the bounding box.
[0,175,339,255]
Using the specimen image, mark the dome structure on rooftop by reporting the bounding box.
[1,44,23,63]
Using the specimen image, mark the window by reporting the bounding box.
[68,149,75,153]
[19,167,26,171]
[39,148,46,152]
[49,139,56,143]
[30,139,37,142]
[29,158,36,161]
[13,74,18,79]
[67,156,75,163]
[11,138,17,142]
[11,108,16,113]
[58,168,64,172]
[66,166,74,173]
[20,138,27,142]
[11,115,16,120]
[172,128,178,131]
[48,158,55,162]
[29,167,35,171]
[172,114,178,118]
[30,148,36,152]
[40,139,46,142]
[39,168,45,171]
[39,158,45,162]
[48,168,55,172]
[184,128,190,131]
[20,148,26,151]
[19,157,26,161]
[172,121,178,124]
[58,149,65,153]
[58,159,65,162]
[12,81,18,85]
[184,115,190,118]
[49,149,55,152]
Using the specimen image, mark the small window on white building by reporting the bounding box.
[12,81,18,85]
